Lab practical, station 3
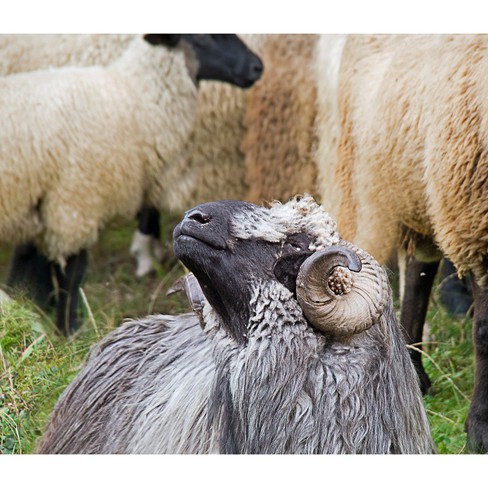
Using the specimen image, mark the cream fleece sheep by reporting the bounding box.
[0,34,260,211]
[0,34,266,280]
[0,35,197,263]
[334,34,488,284]
[0,34,133,74]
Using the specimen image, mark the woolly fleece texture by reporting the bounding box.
[0,34,330,212]
[0,34,260,213]
[232,195,339,250]
[0,36,197,262]
[313,34,348,219]
[0,34,133,74]
[243,35,320,204]
[335,34,488,283]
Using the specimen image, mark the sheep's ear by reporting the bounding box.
[143,34,182,47]
[274,251,313,293]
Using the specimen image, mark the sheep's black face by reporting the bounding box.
[173,200,313,342]
[180,34,263,88]
[143,34,262,88]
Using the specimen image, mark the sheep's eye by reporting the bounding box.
[281,233,312,254]
[283,241,303,252]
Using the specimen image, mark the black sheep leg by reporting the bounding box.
[466,276,488,453]
[131,205,163,277]
[400,253,440,394]
[137,205,161,239]
[53,250,88,335]
[7,242,55,309]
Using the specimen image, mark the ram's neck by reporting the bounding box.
[205,281,432,454]
[205,281,323,453]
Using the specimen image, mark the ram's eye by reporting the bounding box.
[283,241,303,253]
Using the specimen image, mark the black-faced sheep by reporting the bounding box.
[37,196,434,454]
[3,34,321,281]
[0,34,264,279]
[330,34,488,452]
[0,34,263,334]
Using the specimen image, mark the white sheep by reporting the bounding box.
[0,33,264,278]
[1,34,326,278]
[0,34,263,333]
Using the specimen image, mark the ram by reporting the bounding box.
[0,34,263,334]
[38,196,434,454]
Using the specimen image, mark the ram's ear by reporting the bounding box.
[143,34,182,47]
[273,251,313,292]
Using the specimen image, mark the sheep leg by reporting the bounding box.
[400,253,440,394]
[130,205,163,277]
[53,250,88,335]
[466,276,488,453]
[6,242,56,309]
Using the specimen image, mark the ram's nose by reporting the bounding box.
[185,209,212,225]
[174,204,228,251]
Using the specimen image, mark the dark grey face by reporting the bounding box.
[143,34,263,88]
[173,201,313,342]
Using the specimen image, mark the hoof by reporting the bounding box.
[412,361,431,395]
[0,289,12,304]
[131,230,156,277]
[411,356,432,395]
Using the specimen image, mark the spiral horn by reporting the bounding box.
[296,242,389,336]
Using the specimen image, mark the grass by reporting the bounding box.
[0,298,104,454]
[0,217,477,454]
[421,299,474,454]
[0,215,188,454]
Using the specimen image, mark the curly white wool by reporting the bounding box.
[0,36,197,262]
[231,195,340,251]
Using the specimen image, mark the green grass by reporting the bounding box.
[0,298,105,453]
[421,298,474,454]
[0,216,188,454]
[0,219,477,454]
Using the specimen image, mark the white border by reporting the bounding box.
[1,0,486,33]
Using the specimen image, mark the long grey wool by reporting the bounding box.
[38,279,434,454]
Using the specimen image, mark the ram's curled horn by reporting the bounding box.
[296,242,389,336]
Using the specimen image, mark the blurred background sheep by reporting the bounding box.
[329,34,488,452]
[0,34,263,334]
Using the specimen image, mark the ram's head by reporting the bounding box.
[173,196,389,341]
